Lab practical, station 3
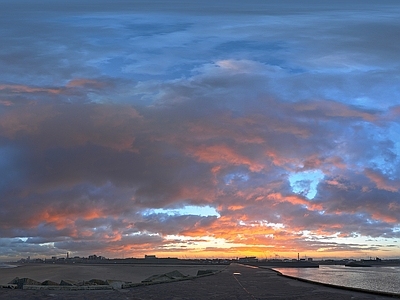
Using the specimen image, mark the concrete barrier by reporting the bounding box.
[0,284,17,289]
[23,285,114,290]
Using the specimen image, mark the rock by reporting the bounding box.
[165,270,186,279]
[41,280,59,286]
[142,274,167,283]
[106,280,128,289]
[8,277,41,289]
[142,270,187,283]
[60,279,77,286]
[7,277,20,285]
[88,279,107,285]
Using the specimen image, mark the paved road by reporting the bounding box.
[0,263,396,299]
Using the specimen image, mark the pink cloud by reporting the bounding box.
[187,144,264,172]
[0,100,13,106]
[66,78,107,89]
[0,84,62,95]
[293,99,378,122]
[267,192,323,211]
[365,168,400,192]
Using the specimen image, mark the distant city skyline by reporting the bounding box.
[0,0,399,260]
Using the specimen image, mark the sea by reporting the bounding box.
[274,265,400,295]
[0,263,18,269]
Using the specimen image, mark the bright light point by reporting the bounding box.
[289,170,325,199]
[143,205,220,218]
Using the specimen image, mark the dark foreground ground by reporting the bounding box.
[0,263,397,300]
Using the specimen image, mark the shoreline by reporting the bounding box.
[273,270,400,299]
[265,264,400,298]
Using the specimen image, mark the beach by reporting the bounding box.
[0,263,397,299]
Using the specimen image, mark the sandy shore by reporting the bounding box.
[0,263,397,300]
[0,263,225,285]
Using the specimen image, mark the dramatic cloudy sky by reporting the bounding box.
[1,0,400,260]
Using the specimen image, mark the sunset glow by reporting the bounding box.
[1,0,400,261]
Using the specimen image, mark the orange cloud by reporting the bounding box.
[384,105,400,121]
[293,100,378,122]
[227,205,245,211]
[265,150,297,168]
[365,168,400,192]
[66,78,106,89]
[325,179,349,190]
[0,100,13,106]
[0,84,62,95]
[0,78,108,101]
[187,144,263,172]
[0,104,56,137]
[267,193,323,211]
[369,212,397,224]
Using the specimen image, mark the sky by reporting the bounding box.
[1,0,400,261]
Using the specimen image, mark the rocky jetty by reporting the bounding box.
[3,268,221,290]
[142,270,188,283]
[6,276,130,290]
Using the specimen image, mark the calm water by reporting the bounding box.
[0,263,18,269]
[274,265,400,295]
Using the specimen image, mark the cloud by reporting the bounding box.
[0,0,399,259]
[364,168,400,192]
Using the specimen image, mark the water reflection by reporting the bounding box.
[274,266,400,294]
